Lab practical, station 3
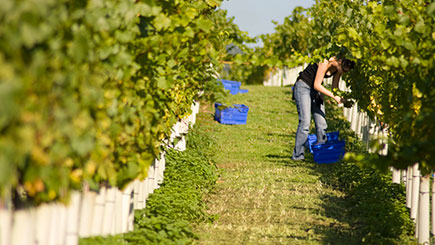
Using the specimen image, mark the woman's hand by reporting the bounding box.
[334,95,342,104]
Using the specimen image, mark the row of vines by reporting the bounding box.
[0,0,249,206]
[233,0,435,173]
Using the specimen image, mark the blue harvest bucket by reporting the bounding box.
[214,103,249,125]
[306,131,340,153]
[312,140,345,164]
[305,131,345,164]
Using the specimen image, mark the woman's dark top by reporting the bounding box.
[297,63,337,88]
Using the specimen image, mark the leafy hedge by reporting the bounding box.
[80,124,218,244]
[0,0,247,205]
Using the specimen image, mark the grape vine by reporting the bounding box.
[260,0,435,173]
[0,0,247,205]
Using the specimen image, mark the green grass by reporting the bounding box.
[193,85,415,244]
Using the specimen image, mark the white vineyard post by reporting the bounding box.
[343,106,349,121]
[416,204,419,240]
[146,163,156,197]
[354,110,361,137]
[367,118,377,153]
[356,111,364,138]
[273,70,280,86]
[380,127,389,156]
[153,160,160,190]
[278,69,283,87]
[153,160,159,190]
[0,204,12,245]
[91,187,106,236]
[374,121,381,147]
[159,152,166,185]
[143,179,150,210]
[142,164,154,210]
[411,163,420,237]
[174,136,186,151]
[58,203,69,245]
[268,70,273,86]
[78,190,96,238]
[266,70,273,86]
[173,119,188,152]
[133,180,141,210]
[181,118,189,134]
[360,114,369,144]
[47,204,58,245]
[432,174,435,236]
[406,166,413,208]
[350,104,358,132]
[194,101,200,114]
[154,158,162,188]
[284,68,293,86]
[35,203,50,245]
[11,208,35,245]
[279,69,284,87]
[114,188,123,234]
[51,203,67,245]
[125,183,135,232]
[194,101,200,120]
[65,191,81,245]
[170,122,179,145]
[277,70,282,86]
[268,70,275,86]
[402,169,407,185]
[189,103,197,125]
[121,184,134,233]
[102,187,116,236]
[418,175,430,244]
[120,186,130,233]
[282,67,289,86]
[346,105,353,123]
[137,181,146,210]
[392,168,401,184]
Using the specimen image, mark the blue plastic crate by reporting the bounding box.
[218,79,241,95]
[214,103,249,125]
[306,131,340,153]
[312,140,345,164]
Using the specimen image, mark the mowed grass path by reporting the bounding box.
[193,85,354,244]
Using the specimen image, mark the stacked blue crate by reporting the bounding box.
[306,131,345,164]
[218,79,244,95]
[214,103,249,125]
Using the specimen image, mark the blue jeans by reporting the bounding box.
[292,80,327,160]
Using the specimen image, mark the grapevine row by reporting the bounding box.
[0,0,245,205]
[258,0,435,172]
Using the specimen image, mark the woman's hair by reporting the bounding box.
[341,58,356,70]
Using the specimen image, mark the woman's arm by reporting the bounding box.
[313,60,342,104]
